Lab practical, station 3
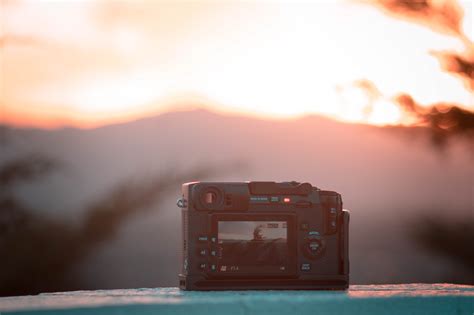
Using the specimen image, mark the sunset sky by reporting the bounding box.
[1,0,473,128]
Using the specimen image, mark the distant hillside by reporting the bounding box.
[1,109,472,288]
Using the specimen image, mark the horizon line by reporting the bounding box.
[0,106,409,131]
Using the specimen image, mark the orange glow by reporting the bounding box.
[1,0,472,129]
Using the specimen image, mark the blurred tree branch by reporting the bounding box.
[431,51,474,91]
[0,154,59,187]
[358,0,474,148]
[395,94,474,147]
[79,163,241,247]
[369,0,468,40]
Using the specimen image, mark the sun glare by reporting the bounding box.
[69,71,163,114]
[1,0,472,128]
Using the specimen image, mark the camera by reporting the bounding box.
[177,181,349,290]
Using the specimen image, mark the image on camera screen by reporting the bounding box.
[217,221,288,272]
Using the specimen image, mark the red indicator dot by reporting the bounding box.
[283,197,291,203]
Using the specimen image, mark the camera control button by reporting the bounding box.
[198,263,207,270]
[210,264,217,272]
[308,240,322,252]
[210,250,217,256]
[210,236,217,243]
[198,249,208,256]
[302,239,326,260]
[301,263,311,271]
[198,235,209,242]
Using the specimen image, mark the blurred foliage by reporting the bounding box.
[433,51,474,91]
[395,94,474,147]
[371,0,465,37]
[0,154,234,296]
[366,0,474,148]
[411,216,474,283]
[369,0,474,285]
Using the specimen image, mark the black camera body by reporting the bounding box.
[178,181,349,290]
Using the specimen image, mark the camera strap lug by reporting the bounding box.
[177,197,187,208]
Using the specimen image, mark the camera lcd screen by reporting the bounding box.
[217,221,288,273]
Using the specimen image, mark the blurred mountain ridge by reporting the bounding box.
[0,108,372,130]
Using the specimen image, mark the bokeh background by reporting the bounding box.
[0,0,473,297]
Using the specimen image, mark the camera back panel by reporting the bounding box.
[179,181,349,290]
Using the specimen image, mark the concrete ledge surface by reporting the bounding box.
[0,284,473,315]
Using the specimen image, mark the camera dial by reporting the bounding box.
[302,234,326,259]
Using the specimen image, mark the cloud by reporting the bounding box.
[0,35,46,48]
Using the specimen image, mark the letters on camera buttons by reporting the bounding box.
[210,264,217,272]
[198,235,208,242]
[198,249,208,256]
[301,263,311,271]
[210,250,217,256]
[308,231,320,239]
[199,263,207,270]
[211,236,217,243]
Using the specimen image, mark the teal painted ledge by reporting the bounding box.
[1,284,473,315]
